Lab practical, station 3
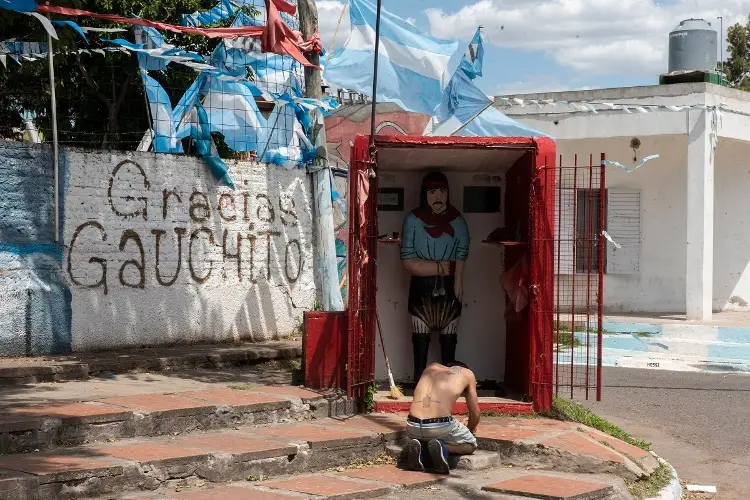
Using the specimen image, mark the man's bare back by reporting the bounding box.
[410,363,480,433]
[404,362,480,473]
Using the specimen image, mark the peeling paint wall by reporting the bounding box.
[0,141,71,355]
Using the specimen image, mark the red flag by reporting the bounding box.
[262,0,320,68]
[35,3,320,67]
[271,0,297,15]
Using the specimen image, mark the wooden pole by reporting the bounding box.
[298,0,344,312]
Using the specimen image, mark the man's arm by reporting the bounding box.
[404,259,452,277]
[464,371,480,434]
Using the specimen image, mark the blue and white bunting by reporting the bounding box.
[324,0,458,116]
[202,77,266,153]
[140,71,182,154]
[181,0,237,28]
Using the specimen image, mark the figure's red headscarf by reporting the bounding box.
[412,172,461,239]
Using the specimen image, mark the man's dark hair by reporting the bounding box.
[446,361,468,369]
[419,171,451,211]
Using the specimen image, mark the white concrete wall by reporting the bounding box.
[713,139,750,311]
[376,171,507,383]
[63,150,316,351]
[552,136,689,313]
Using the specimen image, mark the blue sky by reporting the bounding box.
[318,0,750,96]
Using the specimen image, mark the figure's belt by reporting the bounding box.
[407,415,453,424]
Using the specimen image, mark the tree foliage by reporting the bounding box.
[0,0,256,150]
[725,15,750,92]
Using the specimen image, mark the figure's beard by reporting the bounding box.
[431,202,446,214]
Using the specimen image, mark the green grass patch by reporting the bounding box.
[554,330,583,350]
[544,398,650,451]
[626,462,673,499]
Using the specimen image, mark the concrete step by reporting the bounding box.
[0,386,353,455]
[0,341,302,386]
[0,412,659,499]
[482,474,615,500]
[0,416,408,500]
[112,464,449,500]
[385,444,501,471]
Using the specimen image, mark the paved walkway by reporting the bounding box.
[0,369,661,500]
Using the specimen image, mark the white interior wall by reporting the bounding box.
[376,171,507,383]
[555,136,688,313]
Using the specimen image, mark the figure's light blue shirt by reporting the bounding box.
[400,212,470,262]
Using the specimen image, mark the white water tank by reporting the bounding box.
[668,19,718,73]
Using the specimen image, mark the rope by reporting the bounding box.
[327,1,349,55]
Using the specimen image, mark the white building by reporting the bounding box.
[502,83,750,321]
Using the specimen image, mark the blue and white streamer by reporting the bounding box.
[181,0,237,28]
[140,71,182,154]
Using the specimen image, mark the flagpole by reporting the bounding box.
[449,100,493,136]
[46,6,60,244]
[369,0,383,147]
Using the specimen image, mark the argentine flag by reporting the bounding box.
[424,28,547,138]
[140,71,182,153]
[324,0,458,116]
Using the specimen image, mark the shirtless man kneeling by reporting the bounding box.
[404,361,480,474]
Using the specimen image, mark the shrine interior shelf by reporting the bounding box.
[378,238,402,245]
[481,240,528,247]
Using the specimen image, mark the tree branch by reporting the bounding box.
[114,72,134,114]
[76,53,112,108]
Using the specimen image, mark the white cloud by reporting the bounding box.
[427,0,750,76]
[317,1,350,52]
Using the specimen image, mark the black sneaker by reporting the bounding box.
[427,439,450,474]
[406,439,424,472]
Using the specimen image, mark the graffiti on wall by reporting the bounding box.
[67,159,307,294]
[324,106,430,301]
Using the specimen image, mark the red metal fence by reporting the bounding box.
[549,155,606,401]
[346,137,378,401]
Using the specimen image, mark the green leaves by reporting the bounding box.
[725,15,750,92]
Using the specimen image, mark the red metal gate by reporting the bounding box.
[346,136,378,400]
[547,154,606,401]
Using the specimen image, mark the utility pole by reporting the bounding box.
[297,0,345,312]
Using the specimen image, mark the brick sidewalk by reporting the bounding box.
[0,354,664,500]
[0,378,660,499]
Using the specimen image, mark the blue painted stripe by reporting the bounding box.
[0,243,63,260]
[602,321,663,334]
[348,0,457,55]
[715,327,750,344]
[707,343,750,361]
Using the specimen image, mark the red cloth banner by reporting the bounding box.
[35,3,320,67]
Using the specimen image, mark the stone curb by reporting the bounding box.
[0,341,302,386]
[646,452,682,500]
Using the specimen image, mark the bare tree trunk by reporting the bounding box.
[298,0,323,99]
[297,0,344,312]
